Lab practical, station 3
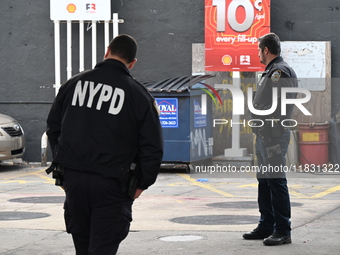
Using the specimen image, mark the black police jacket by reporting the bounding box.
[252,56,298,121]
[46,59,163,190]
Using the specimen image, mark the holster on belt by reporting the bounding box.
[119,162,140,200]
[45,163,64,187]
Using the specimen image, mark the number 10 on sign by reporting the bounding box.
[205,0,270,72]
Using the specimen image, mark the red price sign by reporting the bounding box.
[205,0,270,72]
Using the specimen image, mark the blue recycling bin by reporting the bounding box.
[145,75,214,164]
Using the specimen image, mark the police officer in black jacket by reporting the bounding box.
[243,33,298,246]
[46,34,163,254]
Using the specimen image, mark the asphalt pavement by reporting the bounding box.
[0,162,339,255]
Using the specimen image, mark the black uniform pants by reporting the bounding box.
[63,168,133,255]
[255,129,291,236]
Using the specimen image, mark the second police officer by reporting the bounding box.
[243,33,298,246]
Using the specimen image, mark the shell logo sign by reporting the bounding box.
[50,0,110,21]
[66,3,76,13]
[222,55,232,65]
[205,0,271,72]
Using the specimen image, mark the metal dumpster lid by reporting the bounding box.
[144,74,214,93]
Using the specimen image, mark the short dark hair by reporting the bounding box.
[108,34,137,63]
[258,33,281,55]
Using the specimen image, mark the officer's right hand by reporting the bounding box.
[134,188,144,199]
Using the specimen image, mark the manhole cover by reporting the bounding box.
[171,215,259,225]
[158,235,204,242]
[0,212,50,221]
[207,201,258,209]
[9,196,65,204]
[206,201,303,209]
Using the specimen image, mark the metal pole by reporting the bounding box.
[92,20,97,68]
[112,13,124,39]
[79,20,85,72]
[113,13,118,38]
[67,20,72,79]
[53,20,61,96]
[104,20,109,52]
[112,13,125,38]
[224,71,247,157]
[231,71,241,150]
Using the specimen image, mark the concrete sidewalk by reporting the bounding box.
[1,206,339,255]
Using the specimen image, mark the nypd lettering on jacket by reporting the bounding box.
[71,80,125,115]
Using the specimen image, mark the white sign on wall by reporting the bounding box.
[281,41,330,91]
[50,0,111,21]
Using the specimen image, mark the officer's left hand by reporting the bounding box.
[134,188,144,199]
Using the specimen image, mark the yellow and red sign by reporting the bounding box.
[205,0,270,72]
